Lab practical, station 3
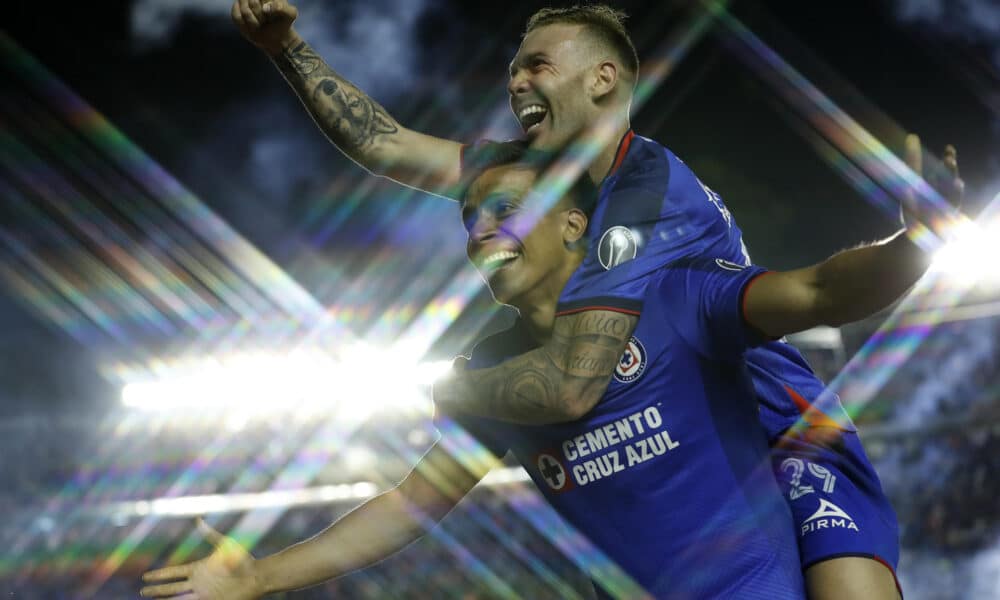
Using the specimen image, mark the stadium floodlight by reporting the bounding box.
[120,343,447,421]
[106,470,531,518]
[117,482,381,518]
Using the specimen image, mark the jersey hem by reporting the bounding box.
[555,298,643,317]
[739,270,780,343]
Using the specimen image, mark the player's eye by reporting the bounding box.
[497,200,518,215]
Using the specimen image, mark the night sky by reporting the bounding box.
[2,0,998,415]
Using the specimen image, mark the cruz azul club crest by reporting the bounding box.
[614,336,647,383]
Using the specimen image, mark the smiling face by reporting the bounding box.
[461,163,587,309]
[508,23,603,151]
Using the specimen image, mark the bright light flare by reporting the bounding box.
[120,344,450,420]
[114,482,380,518]
[931,215,1000,289]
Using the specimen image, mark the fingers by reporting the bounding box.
[904,133,922,177]
[197,517,228,548]
[240,0,261,28]
[143,563,194,583]
[943,144,959,176]
[248,0,267,26]
[263,0,298,22]
[231,1,243,29]
[942,143,964,209]
[139,579,194,598]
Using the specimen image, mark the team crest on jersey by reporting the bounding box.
[598,226,638,270]
[535,453,571,492]
[714,258,747,272]
[614,336,647,383]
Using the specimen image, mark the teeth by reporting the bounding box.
[518,105,547,120]
[481,251,519,268]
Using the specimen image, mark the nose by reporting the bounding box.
[507,68,529,98]
[469,210,499,246]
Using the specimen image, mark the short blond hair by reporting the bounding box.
[524,5,639,79]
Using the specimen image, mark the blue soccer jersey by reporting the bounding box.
[451,259,805,599]
[460,133,900,577]
[462,132,853,440]
[557,131,857,439]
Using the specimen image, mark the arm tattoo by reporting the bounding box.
[436,311,638,425]
[272,41,398,154]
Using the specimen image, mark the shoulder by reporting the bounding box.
[661,256,752,275]
[467,321,536,370]
[650,257,763,297]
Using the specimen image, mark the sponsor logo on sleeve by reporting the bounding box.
[598,226,638,270]
[714,258,748,272]
[801,498,859,536]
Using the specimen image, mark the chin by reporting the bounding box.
[527,131,555,151]
[487,281,523,308]
[488,286,514,306]
[526,124,561,151]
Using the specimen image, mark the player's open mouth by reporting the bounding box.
[518,104,548,134]
[478,250,521,273]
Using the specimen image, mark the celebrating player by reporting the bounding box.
[142,136,956,598]
[225,1,965,596]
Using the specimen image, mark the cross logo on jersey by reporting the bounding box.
[535,453,571,492]
[598,226,638,270]
[614,337,647,383]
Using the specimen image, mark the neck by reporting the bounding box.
[584,106,631,185]
[511,252,584,342]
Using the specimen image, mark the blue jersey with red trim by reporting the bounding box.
[462,132,855,441]
[454,258,805,599]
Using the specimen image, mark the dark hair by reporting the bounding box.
[525,5,639,81]
[459,140,598,217]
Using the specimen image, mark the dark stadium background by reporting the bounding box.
[2,0,999,597]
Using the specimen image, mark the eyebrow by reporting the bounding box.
[509,52,548,77]
[460,191,523,223]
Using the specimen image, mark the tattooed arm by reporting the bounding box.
[434,311,638,425]
[232,0,463,197]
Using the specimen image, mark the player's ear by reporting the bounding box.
[590,60,618,101]
[563,208,588,246]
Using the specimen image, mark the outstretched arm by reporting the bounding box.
[232,0,463,197]
[434,310,638,425]
[140,442,485,599]
[744,136,964,339]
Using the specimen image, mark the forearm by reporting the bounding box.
[812,229,929,326]
[266,31,402,174]
[254,487,430,594]
[435,312,636,425]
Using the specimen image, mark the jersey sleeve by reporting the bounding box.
[655,258,774,361]
[556,142,751,317]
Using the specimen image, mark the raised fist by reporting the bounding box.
[232,0,299,55]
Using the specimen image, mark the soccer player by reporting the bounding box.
[228,2,963,596]
[140,142,949,599]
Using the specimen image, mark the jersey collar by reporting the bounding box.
[601,129,635,185]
